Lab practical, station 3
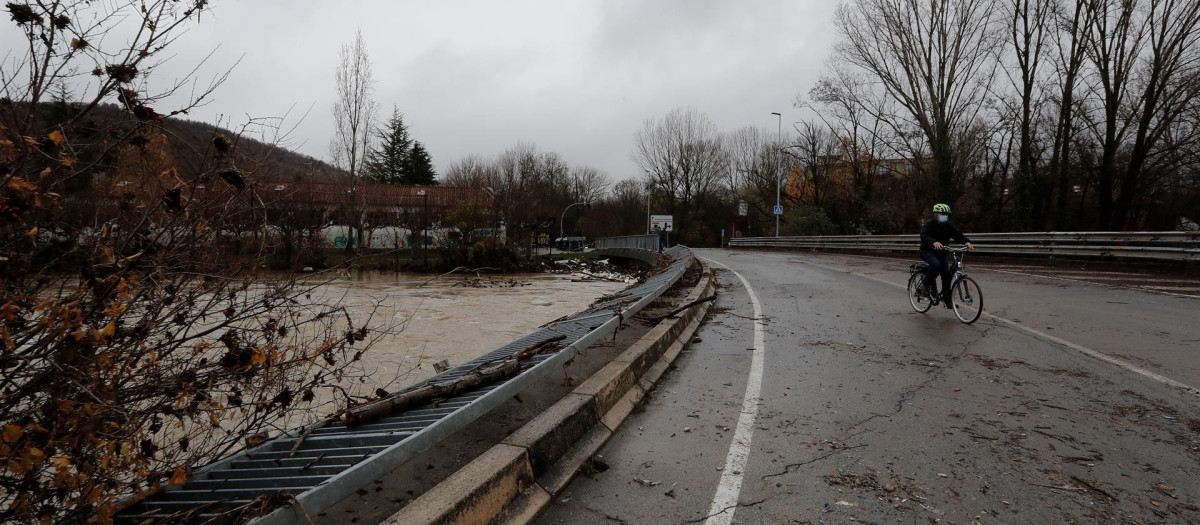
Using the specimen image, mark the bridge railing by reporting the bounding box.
[729,231,1200,262]
[595,234,662,252]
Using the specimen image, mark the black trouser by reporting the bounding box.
[921,250,953,298]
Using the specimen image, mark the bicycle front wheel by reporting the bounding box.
[951,276,983,324]
[908,273,932,313]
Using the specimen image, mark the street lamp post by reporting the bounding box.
[771,111,782,237]
[560,201,588,252]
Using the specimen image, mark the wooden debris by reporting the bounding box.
[643,295,717,322]
[343,359,522,427]
[340,334,568,428]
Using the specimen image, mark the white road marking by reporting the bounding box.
[985,316,1200,396]
[797,259,1200,398]
[981,267,1200,300]
[700,257,765,525]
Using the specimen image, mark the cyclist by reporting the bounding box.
[920,203,974,308]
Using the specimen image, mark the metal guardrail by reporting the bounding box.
[116,247,695,525]
[595,234,662,252]
[729,231,1200,262]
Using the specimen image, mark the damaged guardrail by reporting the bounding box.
[730,231,1200,262]
[115,247,695,525]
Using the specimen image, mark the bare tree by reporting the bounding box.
[805,66,893,208]
[1111,0,1200,228]
[632,107,726,239]
[724,126,771,194]
[1000,0,1055,229]
[724,126,796,226]
[834,0,1003,200]
[1047,0,1094,228]
[1083,0,1146,228]
[442,155,498,188]
[790,121,842,209]
[330,30,379,248]
[569,166,612,203]
[0,3,384,523]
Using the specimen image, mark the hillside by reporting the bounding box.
[157,110,346,182]
[51,103,348,183]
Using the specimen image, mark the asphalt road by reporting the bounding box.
[535,249,1200,525]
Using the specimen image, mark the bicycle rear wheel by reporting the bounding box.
[951,276,983,324]
[908,273,932,313]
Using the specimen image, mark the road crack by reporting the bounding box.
[761,444,869,480]
[683,493,781,524]
[762,326,995,482]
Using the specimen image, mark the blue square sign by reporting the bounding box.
[773,205,784,216]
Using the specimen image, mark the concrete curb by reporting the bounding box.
[384,259,716,525]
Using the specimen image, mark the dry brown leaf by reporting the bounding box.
[169,466,187,486]
[2,424,23,444]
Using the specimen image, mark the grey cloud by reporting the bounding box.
[4,0,839,182]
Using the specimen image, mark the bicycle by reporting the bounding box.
[907,246,984,324]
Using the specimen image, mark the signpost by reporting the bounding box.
[773,205,784,216]
[650,214,673,250]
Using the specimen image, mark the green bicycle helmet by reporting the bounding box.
[933,203,952,213]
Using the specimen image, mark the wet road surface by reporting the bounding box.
[536,249,1200,525]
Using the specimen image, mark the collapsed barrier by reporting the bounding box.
[729,231,1200,263]
[115,247,695,525]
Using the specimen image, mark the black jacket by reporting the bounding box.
[920,218,970,253]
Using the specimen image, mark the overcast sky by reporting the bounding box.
[16,0,842,182]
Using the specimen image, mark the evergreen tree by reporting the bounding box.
[365,106,412,184]
[406,140,438,185]
[45,82,77,127]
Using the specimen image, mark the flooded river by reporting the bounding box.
[304,271,628,396]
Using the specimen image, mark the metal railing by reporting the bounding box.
[116,246,696,525]
[729,231,1200,262]
[595,234,662,252]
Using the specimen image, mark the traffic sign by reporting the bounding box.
[650,214,673,232]
[773,205,784,216]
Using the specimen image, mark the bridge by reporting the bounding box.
[117,237,1200,524]
[537,247,1199,524]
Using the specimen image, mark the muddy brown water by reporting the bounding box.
[301,270,628,397]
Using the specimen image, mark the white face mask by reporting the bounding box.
[937,214,949,223]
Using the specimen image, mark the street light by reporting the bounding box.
[560,201,589,251]
[771,111,782,237]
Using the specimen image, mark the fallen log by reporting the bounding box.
[512,334,567,361]
[343,359,523,427]
[458,334,567,376]
[642,295,716,322]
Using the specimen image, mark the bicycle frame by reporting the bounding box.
[911,246,968,287]
[945,246,969,284]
